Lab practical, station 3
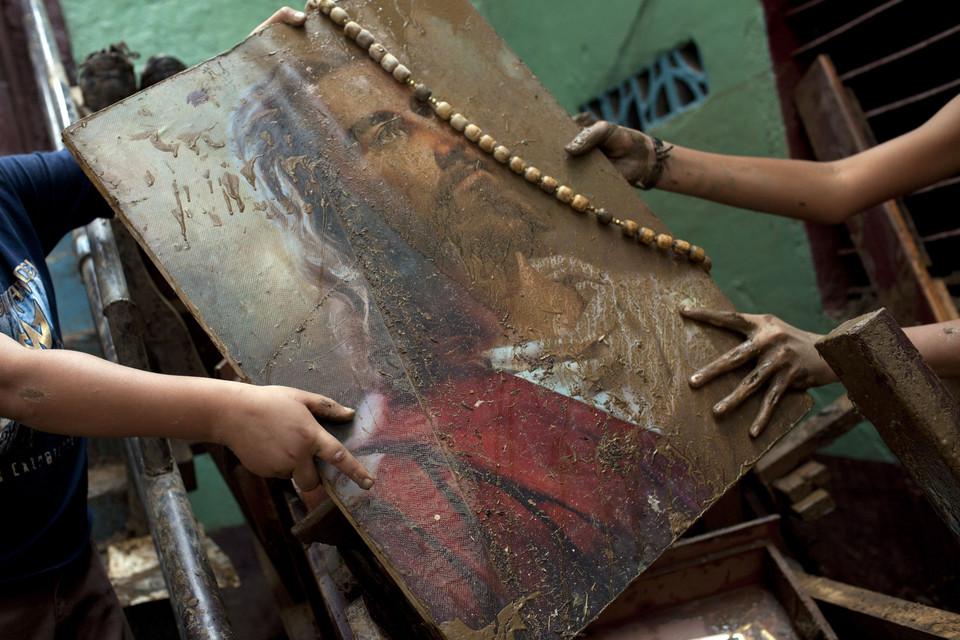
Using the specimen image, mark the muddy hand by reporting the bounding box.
[565,119,654,187]
[679,306,834,438]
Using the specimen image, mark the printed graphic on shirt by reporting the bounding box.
[0,259,61,461]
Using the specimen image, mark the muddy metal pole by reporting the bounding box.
[20,1,235,638]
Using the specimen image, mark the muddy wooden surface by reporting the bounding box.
[64,1,812,637]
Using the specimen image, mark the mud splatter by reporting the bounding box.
[221,172,244,214]
[240,153,263,189]
[171,181,188,242]
[144,171,155,187]
[439,594,536,640]
[130,129,180,157]
[18,387,48,403]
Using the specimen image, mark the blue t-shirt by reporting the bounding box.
[0,149,111,582]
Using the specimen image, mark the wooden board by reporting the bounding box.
[64,2,812,637]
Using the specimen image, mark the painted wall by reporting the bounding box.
[56,0,894,530]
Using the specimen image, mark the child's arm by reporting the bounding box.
[566,94,960,225]
[0,333,372,491]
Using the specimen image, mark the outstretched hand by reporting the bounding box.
[565,119,654,187]
[217,384,374,492]
[680,307,836,438]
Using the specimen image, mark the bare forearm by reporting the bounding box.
[904,320,960,380]
[0,339,232,442]
[657,146,855,224]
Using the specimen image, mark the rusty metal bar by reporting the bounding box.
[815,308,960,540]
[19,0,236,637]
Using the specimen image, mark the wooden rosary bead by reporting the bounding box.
[478,135,496,153]
[524,166,542,184]
[655,234,674,249]
[621,220,639,238]
[702,257,712,272]
[555,185,574,204]
[638,227,656,244]
[413,83,431,101]
[368,43,387,62]
[434,101,453,120]
[509,156,527,174]
[393,65,411,83]
[380,53,399,73]
[571,194,589,212]
[329,6,349,24]
[318,0,335,14]
[672,239,691,255]
[596,208,613,225]
[355,29,375,48]
[493,145,512,164]
[464,124,482,142]
[344,21,361,39]
[539,175,559,194]
[688,246,706,262]
[450,114,468,132]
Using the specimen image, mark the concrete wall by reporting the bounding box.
[56,0,895,530]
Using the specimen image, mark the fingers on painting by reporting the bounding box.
[305,393,356,421]
[679,306,755,334]
[750,371,790,438]
[565,120,619,155]
[689,337,760,388]
[313,432,375,491]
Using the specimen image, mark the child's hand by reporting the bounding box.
[218,383,373,491]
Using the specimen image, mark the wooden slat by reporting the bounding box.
[816,309,960,540]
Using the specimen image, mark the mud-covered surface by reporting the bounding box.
[64,1,812,637]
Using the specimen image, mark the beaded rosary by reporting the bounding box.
[309,0,711,272]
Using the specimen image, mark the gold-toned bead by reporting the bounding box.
[571,194,589,212]
[596,208,613,225]
[672,239,691,255]
[380,53,399,73]
[450,114,468,132]
[509,156,526,174]
[413,83,431,101]
[368,43,387,62]
[540,175,559,194]
[464,124,482,142]
[524,166,542,184]
[555,185,574,204]
[478,135,496,153]
[493,145,511,164]
[621,219,639,237]
[655,233,674,249]
[344,21,361,39]
[702,257,712,272]
[688,246,706,262]
[329,6,349,24]
[434,102,453,120]
[393,64,412,83]
[318,0,335,14]
[638,227,656,245]
[356,30,375,48]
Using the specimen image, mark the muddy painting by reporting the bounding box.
[64,1,812,637]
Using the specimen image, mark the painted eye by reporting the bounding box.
[373,118,405,147]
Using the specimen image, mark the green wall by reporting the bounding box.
[58,0,895,532]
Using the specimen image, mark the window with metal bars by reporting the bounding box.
[578,41,708,131]
[763,0,960,324]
